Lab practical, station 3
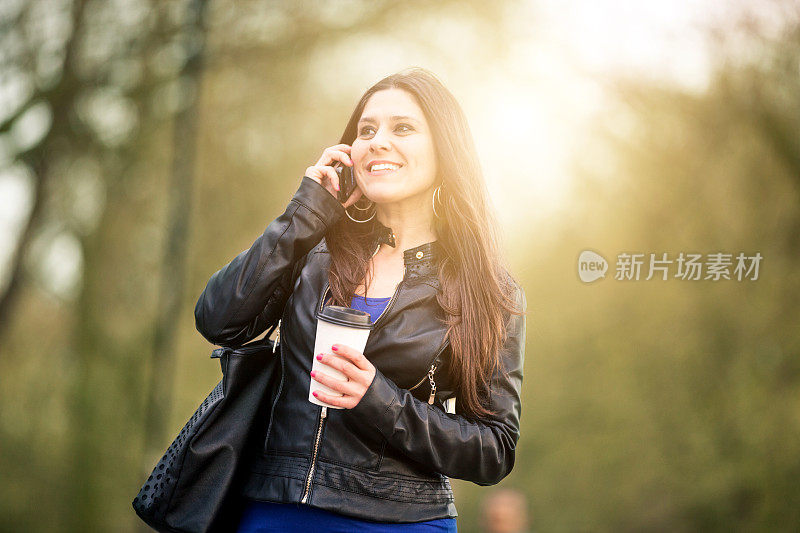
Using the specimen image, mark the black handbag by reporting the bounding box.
[132,332,283,533]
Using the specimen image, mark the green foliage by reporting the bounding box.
[476,19,800,533]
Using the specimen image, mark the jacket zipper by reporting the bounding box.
[272,319,280,353]
[426,363,437,404]
[264,319,284,450]
[408,339,448,392]
[300,406,327,504]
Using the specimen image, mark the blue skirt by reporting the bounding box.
[236,500,457,532]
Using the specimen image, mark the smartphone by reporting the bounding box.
[334,162,356,204]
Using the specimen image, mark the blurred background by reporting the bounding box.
[1,0,798,531]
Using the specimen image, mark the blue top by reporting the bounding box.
[349,293,392,324]
[237,294,457,531]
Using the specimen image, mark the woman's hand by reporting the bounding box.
[305,144,363,208]
[310,344,377,409]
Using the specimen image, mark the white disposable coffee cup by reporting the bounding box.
[309,305,373,409]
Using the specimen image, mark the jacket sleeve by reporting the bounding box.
[346,283,527,486]
[194,176,344,347]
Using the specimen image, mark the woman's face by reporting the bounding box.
[351,88,438,205]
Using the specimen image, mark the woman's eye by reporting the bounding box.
[358,123,413,137]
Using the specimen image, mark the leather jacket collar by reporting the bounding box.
[370,218,397,248]
[366,218,442,277]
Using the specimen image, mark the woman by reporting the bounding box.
[194,68,526,532]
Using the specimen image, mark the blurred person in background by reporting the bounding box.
[481,488,530,533]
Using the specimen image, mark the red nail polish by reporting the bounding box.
[310,371,316,378]
[312,391,318,397]
[316,354,322,361]
[332,345,339,351]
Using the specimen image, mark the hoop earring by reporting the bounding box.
[432,186,443,219]
[346,197,376,223]
[351,196,373,211]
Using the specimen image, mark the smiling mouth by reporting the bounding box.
[368,162,402,173]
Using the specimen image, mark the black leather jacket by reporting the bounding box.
[194,176,527,523]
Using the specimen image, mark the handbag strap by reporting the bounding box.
[210,321,280,359]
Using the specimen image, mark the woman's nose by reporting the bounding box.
[369,128,391,152]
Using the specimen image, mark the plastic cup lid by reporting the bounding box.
[317,305,373,329]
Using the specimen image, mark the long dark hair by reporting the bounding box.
[326,68,524,420]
